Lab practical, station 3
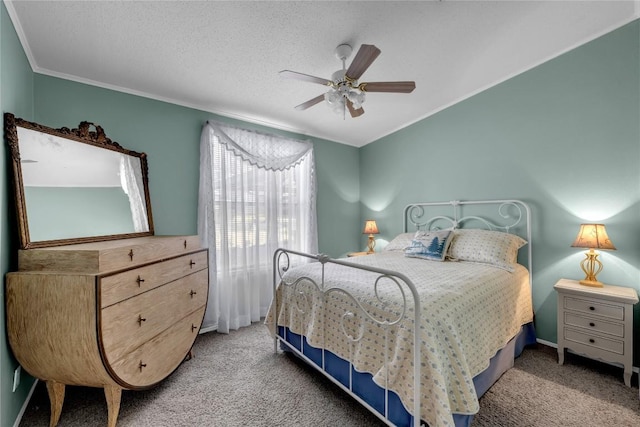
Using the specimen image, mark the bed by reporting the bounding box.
[265,200,536,427]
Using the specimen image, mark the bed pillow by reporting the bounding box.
[447,228,527,272]
[383,232,415,251]
[404,230,453,261]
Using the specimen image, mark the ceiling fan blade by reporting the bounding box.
[359,81,416,93]
[346,99,364,118]
[294,94,325,111]
[345,44,381,81]
[279,70,332,86]
[358,81,416,93]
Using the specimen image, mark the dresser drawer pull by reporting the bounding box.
[129,249,134,261]
[190,290,197,298]
[139,361,147,371]
[589,322,595,327]
[184,239,187,249]
[136,276,145,286]
[589,306,595,311]
[137,315,146,326]
[191,323,198,333]
[189,260,196,268]
[589,338,595,344]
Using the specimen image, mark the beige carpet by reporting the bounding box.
[19,322,640,426]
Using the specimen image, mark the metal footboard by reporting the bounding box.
[272,249,422,427]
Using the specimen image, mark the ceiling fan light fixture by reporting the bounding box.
[324,90,345,114]
[347,90,366,109]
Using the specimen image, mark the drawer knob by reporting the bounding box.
[136,276,145,287]
[589,322,595,327]
[190,290,197,298]
[191,323,198,333]
[139,361,147,371]
[189,260,196,268]
[589,338,595,344]
[137,315,146,326]
[129,249,134,261]
[589,306,595,311]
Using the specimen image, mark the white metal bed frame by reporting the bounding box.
[271,199,532,427]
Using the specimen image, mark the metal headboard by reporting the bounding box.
[403,199,532,286]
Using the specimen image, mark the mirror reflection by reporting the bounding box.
[5,114,154,248]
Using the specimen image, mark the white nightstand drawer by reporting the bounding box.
[564,312,624,337]
[564,327,624,355]
[563,296,624,320]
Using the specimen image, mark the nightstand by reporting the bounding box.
[347,251,371,257]
[554,278,638,386]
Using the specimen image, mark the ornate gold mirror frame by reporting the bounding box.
[4,113,154,249]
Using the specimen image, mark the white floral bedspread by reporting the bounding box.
[265,251,533,427]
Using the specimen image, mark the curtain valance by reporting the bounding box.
[205,120,313,171]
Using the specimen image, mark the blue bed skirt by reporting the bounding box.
[278,322,536,427]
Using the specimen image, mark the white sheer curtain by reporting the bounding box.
[119,154,149,232]
[198,121,317,333]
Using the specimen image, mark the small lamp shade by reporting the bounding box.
[571,224,616,287]
[363,220,379,253]
[362,220,379,235]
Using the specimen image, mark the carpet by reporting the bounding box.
[18,322,640,426]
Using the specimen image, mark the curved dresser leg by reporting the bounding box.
[104,385,122,427]
[46,381,65,427]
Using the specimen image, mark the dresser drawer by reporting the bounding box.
[100,268,208,364]
[100,250,208,307]
[98,236,203,271]
[564,312,624,337]
[108,308,206,388]
[564,327,624,355]
[563,296,624,321]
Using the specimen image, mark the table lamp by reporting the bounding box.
[571,223,616,287]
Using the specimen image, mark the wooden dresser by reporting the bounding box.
[6,235,209,427]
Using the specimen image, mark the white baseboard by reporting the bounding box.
[536,338,556,348]
[199,324,217,334]
[12,379,38,427]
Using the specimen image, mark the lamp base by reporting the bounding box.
[578,279,604,288]
[578,249,604,288]
[367,235,376,254]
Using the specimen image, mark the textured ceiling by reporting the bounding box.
[5,1,639,147]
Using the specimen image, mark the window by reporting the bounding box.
[198,121,317,333]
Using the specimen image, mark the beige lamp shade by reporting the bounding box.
[571,224,616,250]
[571,224,615,287]
[362,220,379,235]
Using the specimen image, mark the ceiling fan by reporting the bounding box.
[279,43,416,118]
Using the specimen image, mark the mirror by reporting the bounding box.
[4,113,154,249]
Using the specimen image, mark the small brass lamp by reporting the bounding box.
[571,224,616,287]
[363,220,379,254]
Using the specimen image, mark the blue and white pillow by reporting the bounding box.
[404,230,453,261]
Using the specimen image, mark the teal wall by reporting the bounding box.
[360,20,640,355]
[1,3,35,427]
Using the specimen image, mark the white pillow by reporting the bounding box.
[447,229,527,272]
[383,232,415,251]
